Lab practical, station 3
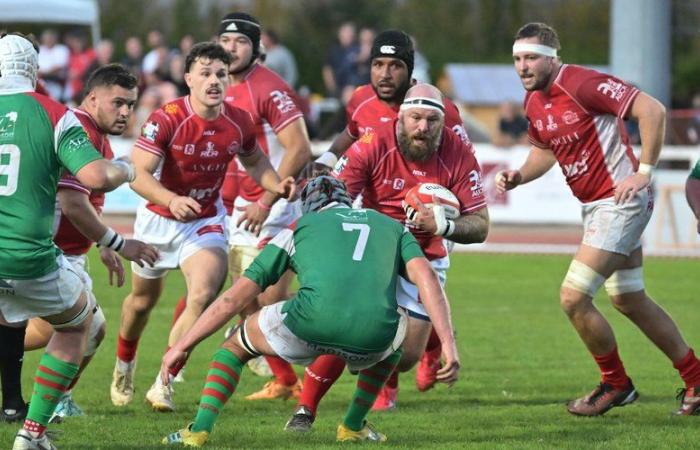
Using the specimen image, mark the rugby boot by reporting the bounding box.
[162,423,209,447]
[674,386,700,415]
[566,380,638,416]
[337,421,387,442]
[371,385,398,411]
[284,406,315,432]
[245,379,302,400]
[110,359,136,406]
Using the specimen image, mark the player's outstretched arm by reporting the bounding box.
[73,157,135,192]
[299,130,356,180]
[128,148,202,221]
[161,276,262,378]
[238,147,296,201]
[58,189,159,271]
[451,206,489,244]
[258,117,311,206]
[405,257,460,386]
[494,146,556,194]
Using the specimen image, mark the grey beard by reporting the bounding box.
[397,131,440,162]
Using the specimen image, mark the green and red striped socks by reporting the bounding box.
[343,350,402,431]
[24,352,79,435]
[191,348,244,433]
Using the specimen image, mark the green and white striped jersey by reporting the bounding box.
[0,92,102,279]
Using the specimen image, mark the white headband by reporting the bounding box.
[512,43,558,57]
[400,96,445,115]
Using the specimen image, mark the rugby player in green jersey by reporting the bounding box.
[0,33,138,450]
[160,176,459,446]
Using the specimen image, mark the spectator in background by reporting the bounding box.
[493,101,529,147]
[411,36,431,83]
[80,40,115,98]
[322,22,359,98]
[65,30,96,104]
[38,29,69,100]
[142,30,170,85]
[166,53,188,96]
[121,36,143,79]
[261,29,298,87]
[353,27,375,86]
[178,34,194,57]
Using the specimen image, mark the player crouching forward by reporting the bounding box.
[161,176,460,447]
[111,42,295,412]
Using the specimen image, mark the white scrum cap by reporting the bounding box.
[0,34,38,86]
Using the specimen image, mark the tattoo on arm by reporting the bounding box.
[450,208,489,244]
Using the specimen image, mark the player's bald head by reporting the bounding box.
[400,83,445,116]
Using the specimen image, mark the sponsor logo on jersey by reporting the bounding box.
[189,179,223,200]
[563,149,590,179]
[535,120,543,131]
[451,125,471,144]
[67,135,90,151]
[184,144,195,155]
[551,131,581,146]
[380,116,392,122]
[469,170,483,196]
[597,79,627,101]
[392,178,405,190]
[380,45,396,54]
[0,112,18,139]
[544,103,552,109]
[173,145,183,151]
[142,121,159,142]
[546,114,558,131]
[270,90,296,114]
[201,142,219,158]
[192,162,227,172]
[359,131,375,144]
[562,110,580,125]
[412,169,426,177]
[227,141,240,155]
[333,155,348,174]
[164,103,179,114]
[203,130,216,136]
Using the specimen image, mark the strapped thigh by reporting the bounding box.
[235,319,262,357]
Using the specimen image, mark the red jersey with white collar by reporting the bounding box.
[135,96,257,219]
[53,108,113,255]
[524,64,640,203]
[333,120,486,260]
[345,84,470,144]
[222,64,304,204]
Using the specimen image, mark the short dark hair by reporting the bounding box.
[514,22,561,50]
[184,42,231,73]
[84,63,138,94]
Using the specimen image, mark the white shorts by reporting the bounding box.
[581,187,653,256]
[65,254,105,352]
[257,301,407,372]
[131,203,228,279]
[228,245,261,278]
[0,254,84,324]
[396,256,449,321]
[228,197,300,248]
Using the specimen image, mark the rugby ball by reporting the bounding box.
[402,183,461,221]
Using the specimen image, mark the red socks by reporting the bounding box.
[265,356,298,386]
[674,348,700,389]
[172,296,187,326]
[425,327,441,353]
[116,335,140,363]
[385,370,399,389]
[298,355,346,415]
[593,346,629,389]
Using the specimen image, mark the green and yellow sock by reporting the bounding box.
[343,350,402,431]
[24,353,78,433]
[191,348,244,433]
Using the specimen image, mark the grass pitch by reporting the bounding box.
[2,252,700,449]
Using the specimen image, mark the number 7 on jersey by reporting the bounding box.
[342,222,370,261]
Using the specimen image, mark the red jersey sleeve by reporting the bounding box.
[443,98,470,145]
[524,93,548,148]
[259,85,303,134]
[565,67,640,119]
[134,109,175,157]
[447,139,487,214]
[344,87,365,139]
[331,141,373,199]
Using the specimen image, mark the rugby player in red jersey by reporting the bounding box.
[498,22,700,416]
[110,42,294,412]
